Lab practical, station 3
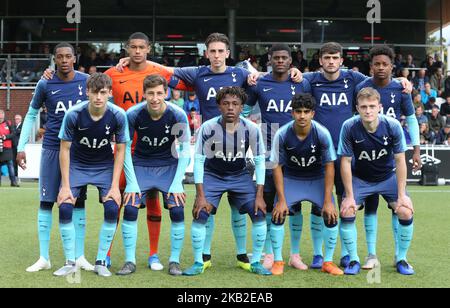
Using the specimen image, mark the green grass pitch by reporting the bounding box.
[1,183,449,288]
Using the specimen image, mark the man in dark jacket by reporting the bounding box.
[0,109,19,187]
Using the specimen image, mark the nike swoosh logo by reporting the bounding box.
[263,88,273,92]
[138,126,148,130]
[315,84,323,87]
[78,127,89,131]
[287,147,296,150]
[119,80,128,84]
[51,90,61,95]
[355,140,365,144]
[204,78,213,82]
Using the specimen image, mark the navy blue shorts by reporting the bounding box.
[134,164,178,208]
[347,174,405,207]
[70,165,112,198]
[274,176,335,215]
[203,171,256,215]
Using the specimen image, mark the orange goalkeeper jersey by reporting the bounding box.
[105,63,192,111]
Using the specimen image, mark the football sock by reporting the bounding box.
[397,218,414,262]
[270,223,285,262]
[122,220,137,264]
[73,208,86,259]
[59,203,75,262]
[323,222,339,262]
[170,222,185,263]
[231,206,247,255]
[264,213,273,254]
[251,220,267,264]
[203,215,214,256]
[340,219,359,263]
[38,208,52,261]
[191,222,206,264]
[97,222,117,262]
[392,213,400,257]
[311,213,324,256]
[289,212,303,255]
[364,213,378,256]
[339,218,349,258]
[147,195,161,256]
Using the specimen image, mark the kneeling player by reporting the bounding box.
[270,93,342,276]
[118,75,191,276]
[183,86,270,276]
[338,87,414,275]
[55,73,139,277]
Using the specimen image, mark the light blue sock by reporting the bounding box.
[59,222,76,262]
[340,220,359,263]
[231,206,247,255]
[264,213,273,254]
[364,213,378,256]
[96,222,117,262]
[289,212,303,255]
[339,219,349,258]
[270,223,285,262]
[323,224,339,262]
[397,219,414,262]
[251,220,267,264]
[73,208,86,259]
[191,222,206,264]
[38,209,52,261]
[203,215,214,255]
[311,214,324,256]
[392,214,399,257]
[170,222,185,263]
[122,220,137,264]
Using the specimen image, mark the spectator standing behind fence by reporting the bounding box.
[183,91,200,115]
[412,68,429,91]
[187,107,201,144]
[0,110,19,187]
[39,106,48,129]
[403,54,416,79]
[420,82,438,106]
[292,50,308,73]
[429,105,445,144]
[441,122,450,145]
[440,96,450,124]
[13,114,22,182]
[421,54,435,77]
[170,89,185,109]
[430,67,446,98]
[444,75,450,98]
[416,104,428,125]
[420,122,435,145]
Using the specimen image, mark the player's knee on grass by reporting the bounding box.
[194,209,209,224]
[103,200,119,223]
[123,205,139,222]
[59,203,74,224]
[169,206,184,223]
[40,201,54,211]
[364,194,379,215]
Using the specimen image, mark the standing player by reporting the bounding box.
[119,75,191,276]
[244,44,313,271]
[183,87,270,276]
[116,33,301,271]
[55,73,139,277]
[302,42,414,269]
[17,43,93,273]
[104,32,192,270]
[355,45,421,270]
[338,87,415,275]
[270,93,342,276]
